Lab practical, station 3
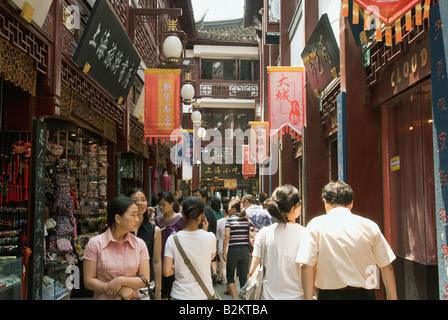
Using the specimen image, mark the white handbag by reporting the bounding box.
[239,228,267,300]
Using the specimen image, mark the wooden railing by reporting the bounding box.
[197,80,259,99]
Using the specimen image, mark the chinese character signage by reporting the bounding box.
[301,14,339,98]
[242,145,256,178]
[144,69,181,144]
[429,0,448,300]
[249,122,270,164]
[268,67,305,138]
[201,164,243,180]
[73,0,141,103]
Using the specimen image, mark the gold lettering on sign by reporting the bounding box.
[391,48,428,88]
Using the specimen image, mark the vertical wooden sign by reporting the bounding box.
[29,119,47,299]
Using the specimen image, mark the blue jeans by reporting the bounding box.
[226,245,251,288]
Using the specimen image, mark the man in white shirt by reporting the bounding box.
[296,181,398,300]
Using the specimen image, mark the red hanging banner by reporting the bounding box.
[144,69,181,144]
[242,145,256,178]
[268,67,305,139]
[349,0,425,26]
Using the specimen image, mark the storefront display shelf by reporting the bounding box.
[43,261,71,300]
[0,258,22,300]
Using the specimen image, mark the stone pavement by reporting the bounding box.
[213,277,240,300]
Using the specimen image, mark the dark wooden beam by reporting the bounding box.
[128,8,183,42]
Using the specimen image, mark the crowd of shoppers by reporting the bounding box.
[82,180,397,300]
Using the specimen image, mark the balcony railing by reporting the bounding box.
[197,80,259,99]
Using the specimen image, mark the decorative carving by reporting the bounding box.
[0,6,49,75]
[0,37,36,95]
[60,83,118,143]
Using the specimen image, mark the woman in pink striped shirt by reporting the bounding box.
[83,196,150,300]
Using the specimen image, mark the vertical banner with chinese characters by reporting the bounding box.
[268,67,305,139]
[249,122,269,164]
[337,92,347,182]
[144,69,181,144]
[429,0,448,300]
[242,145,256,178]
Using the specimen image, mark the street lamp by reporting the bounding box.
[181,72,195,105]
[162,19,183,64]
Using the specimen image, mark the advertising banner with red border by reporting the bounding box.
[268,67,305,139]
[144,69,180,144]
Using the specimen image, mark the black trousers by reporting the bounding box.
[318,287,375,300]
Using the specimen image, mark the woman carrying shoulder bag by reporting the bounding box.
[248,184,306,300]
[163,197,217,300]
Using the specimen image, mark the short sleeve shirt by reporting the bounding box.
[164,230,216,300]
[296,207,396,290]
[83,228,150,300]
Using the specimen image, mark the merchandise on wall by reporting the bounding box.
[44,123,109,278]
[0,131,31,300]
[119,153,143,197]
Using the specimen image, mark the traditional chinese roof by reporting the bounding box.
[173,0,259,45]
[195,16,258,43]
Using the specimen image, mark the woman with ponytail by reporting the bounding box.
[248,184,306,300]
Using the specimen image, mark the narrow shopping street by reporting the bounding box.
[0,0,447,304]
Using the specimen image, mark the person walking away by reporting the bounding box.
[223,199,251,300]
[296,181,398,300]
[163,197,217,300]
[192,188,218,281]
[242,194,273,231]
[128,188,162,300]
[210,196,224,221]
[155,191,186,299]
[216,202,231,288]
[83,196,150,300]
[249,184,306,299]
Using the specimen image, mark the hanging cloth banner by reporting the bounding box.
[268,67,306,139]
[242,145,256,178]
[343,0,431,45]
[171,129,194,167]
[144,69,181,145]
[249,122,270,164]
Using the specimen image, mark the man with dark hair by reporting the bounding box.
[258,192,268,206]
[297,181,397,300]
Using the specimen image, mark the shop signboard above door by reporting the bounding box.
[73,0,141,104]
[201,164,243,180]
[301,14,340,98]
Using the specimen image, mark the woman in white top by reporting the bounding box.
[248,184,306,300]
[163,197,217,300]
